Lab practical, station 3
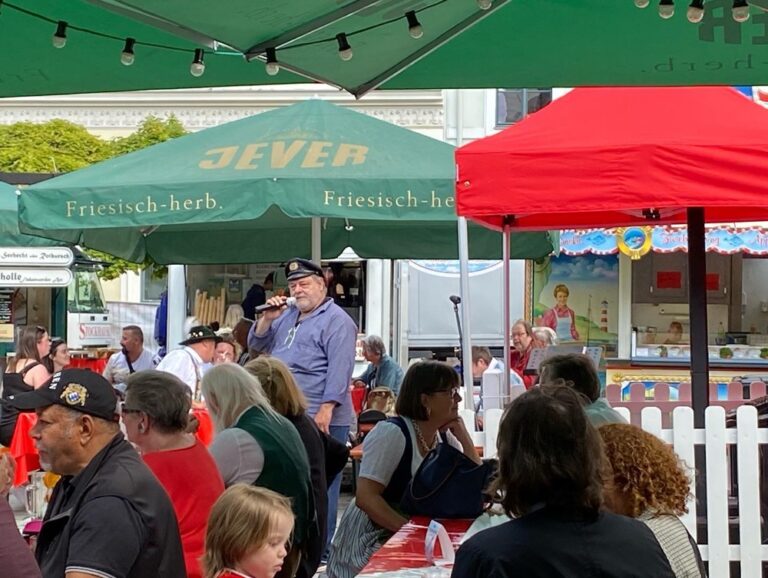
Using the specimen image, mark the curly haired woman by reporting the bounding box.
[599,423,706,577]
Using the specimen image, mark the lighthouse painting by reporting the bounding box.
[533,253,619,356]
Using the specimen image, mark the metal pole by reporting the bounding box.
[687,207,709,428]
[311,217,322,264]
[167,264,186,352]
[502,224,511,396]
[458,216,474,410]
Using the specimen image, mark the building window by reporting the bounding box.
[495,89,553,127]
[141,267,166,302]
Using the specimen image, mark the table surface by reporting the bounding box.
[359,517,472,575]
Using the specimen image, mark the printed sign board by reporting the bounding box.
[0,247,74,267]
[0,268,73,287]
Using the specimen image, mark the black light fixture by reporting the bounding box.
[265,47,279,76]
[687,0,705,22]
[658,0,675,18]
[52,21,68,48]
[336,33,353,61]
[190,48,205,77]
[120,38,136,66]
[732,0,750,22]
[406,11,423,39]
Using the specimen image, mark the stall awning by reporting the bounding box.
[560,226,768,257]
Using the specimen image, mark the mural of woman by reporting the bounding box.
[542,283,580,342]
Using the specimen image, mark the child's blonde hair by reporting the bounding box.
[202,484,294,578]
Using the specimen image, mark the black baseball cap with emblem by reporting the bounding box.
[285,258,324,281]
[5,368,119,421]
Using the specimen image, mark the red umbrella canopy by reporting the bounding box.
[456,87,768,231]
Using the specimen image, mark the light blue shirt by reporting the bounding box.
[585,398,627,426]
[249,298,357,427]
[358,354,405,395]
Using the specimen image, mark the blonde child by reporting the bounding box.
[203,484,295,578]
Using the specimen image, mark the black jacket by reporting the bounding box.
[36,434,186,578]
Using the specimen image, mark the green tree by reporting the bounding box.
[109,115,187,156]
[0,119,109,172]
[0,115,186,279]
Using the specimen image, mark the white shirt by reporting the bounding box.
[102,349,156,389]
[156,346,204,395]
[359,417,463,486]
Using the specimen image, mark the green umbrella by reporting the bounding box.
[0,182,66,247]
[2,1,767,97]
[19,100,555,264]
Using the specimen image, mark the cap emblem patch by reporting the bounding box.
[61,383,88,407]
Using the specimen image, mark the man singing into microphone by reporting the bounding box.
[248,258,357,556]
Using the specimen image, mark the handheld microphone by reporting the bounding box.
[449,295,461,305]
[254,297,297,314]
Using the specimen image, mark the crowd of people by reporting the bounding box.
[0,256,704,578]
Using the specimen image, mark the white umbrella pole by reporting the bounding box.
[458,217,474,410]
[502,225,511,396]
[311,217,322,264]
[167,264,186,351]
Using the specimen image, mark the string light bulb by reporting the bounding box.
[732,0,750,21]
[120,38,136,66]
[406,11,423,39]
[265,47,279,76]
[52,21,68,49]
[190,48,205,77]
[658,0,675,18]
[634,0,650,8]
[336,33,353,61]
[687,0,704,22]
[477,0,493,10]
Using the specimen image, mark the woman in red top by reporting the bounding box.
[203,485,294,578]
[123,370,225,578]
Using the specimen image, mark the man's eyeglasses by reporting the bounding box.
[283,322,302,349]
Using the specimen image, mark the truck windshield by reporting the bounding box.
[67,269,107,313]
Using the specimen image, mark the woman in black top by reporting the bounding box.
[0,325,51,446]
[244,356,349,578]
[452,386,675,578]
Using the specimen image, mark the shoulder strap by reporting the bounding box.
[387,416,412,456]
[19,361,41,377]
[123,351,136,374]
[381,416,413,504]
[182,349,203,401]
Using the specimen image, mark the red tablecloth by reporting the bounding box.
[10,412,39,487]
[361,517,472,574]
[193,408,214,447]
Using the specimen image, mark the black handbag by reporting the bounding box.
[400,433,496,519]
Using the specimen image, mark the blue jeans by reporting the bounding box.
[326,425,349,557]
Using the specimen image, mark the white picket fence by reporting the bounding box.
[460,405,768,577]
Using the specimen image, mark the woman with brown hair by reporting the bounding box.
[0,325,52,446]
[452,386,674,578]
[328,361,480,578]
[599,423,705,577]
[244,356,348,578]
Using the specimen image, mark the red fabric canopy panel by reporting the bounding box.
[456,87,768,230]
